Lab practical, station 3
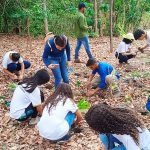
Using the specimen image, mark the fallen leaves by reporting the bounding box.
[0,35,149,150]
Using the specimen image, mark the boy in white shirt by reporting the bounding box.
[133,29,150,52]
[2,51,31,80]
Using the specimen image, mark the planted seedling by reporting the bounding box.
[0,96,6,104]
[75,80,81,87]
[77,98,91,112]
[8,83,17,91]
[125,95,132,103]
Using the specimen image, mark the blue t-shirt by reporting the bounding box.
[42,38,71,67]
[92,62,119,89]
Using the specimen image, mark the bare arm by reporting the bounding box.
[140,44,149,50]
[3,68,16,78]
[88,74,95,83]
[20,62,25,76]
[74,110,83,125]
[36,105,43,116]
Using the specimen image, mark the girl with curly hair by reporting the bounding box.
[85,103,150,150]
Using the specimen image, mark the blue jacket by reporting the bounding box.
[42,37,71,67]
[92,62,120,89]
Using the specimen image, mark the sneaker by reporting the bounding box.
[74,59,82,63]
[29,116,40,125]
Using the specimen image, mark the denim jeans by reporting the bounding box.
[57,112,76,141]
[47,54,69,88]
[75,36,93,59]
[7,61,31,73]
[115,52,135,64]
[17,90,44,121]
[100,134,126,150]
[17,103,38,121]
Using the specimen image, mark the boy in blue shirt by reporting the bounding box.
[86,59,120,97]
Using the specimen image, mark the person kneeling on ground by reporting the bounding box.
[2,51,31,80]
[133,29,150,52]
[85,103,150,150]
[10,69,50,125]
[115,33,142,66]
[37,83,83,142]
[86,59,120,97]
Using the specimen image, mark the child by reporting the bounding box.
[42,35,71,88]
[10,69,50,124]
[115,33,141,65]
[2,51,31,80]
[85,103,150,150]
[86,59,120,97]
[133,29,150,52]
[38,83,83,142]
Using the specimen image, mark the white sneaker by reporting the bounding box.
[29,116,40,125]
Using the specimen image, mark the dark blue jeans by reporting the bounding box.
[115,52,135,64]
[17,103,38,121]
[75,36,93,59]
[7,61,31,73]
[100,134,126,150]
[17,90,44,121]
[47,54,69,88]
[57,112,76,141]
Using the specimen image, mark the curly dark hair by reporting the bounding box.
[85,103,143,144]
[43,83,73,112]
[122,38,133,44]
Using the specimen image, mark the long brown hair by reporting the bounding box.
[85,103,143,144]
[43,83,73,112]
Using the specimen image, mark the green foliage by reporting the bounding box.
[8,83,17,91]
[77,98,91,110]
[0,0,150,36]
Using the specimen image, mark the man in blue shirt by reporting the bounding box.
[86,59,120,97]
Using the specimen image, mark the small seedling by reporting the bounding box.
[77,98,91,110]
[125,95,132,103]
[75,80,81,87]
[8,83,17,91]
[0,96,6,104]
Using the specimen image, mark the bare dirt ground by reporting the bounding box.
[0,35,149,150]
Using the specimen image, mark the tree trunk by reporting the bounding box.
[94,0,98,33]
[43,0,49,34]
[110,0,114,53]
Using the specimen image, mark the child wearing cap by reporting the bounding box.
[133,29,150,52]
[115,33,142,65]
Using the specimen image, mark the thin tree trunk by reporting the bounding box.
[43,0,49,34]
[94,0,98,33]
[110,0,113,53]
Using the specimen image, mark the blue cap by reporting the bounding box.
[78,2,86,9]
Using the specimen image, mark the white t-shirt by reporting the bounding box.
[10,85,41,119]
[113,128,150,150]
[116,41,131,53]
[2,51,23,69]
[146,31,150,46]
[37,97,78,141]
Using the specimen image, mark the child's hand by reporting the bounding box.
[18,75,23,80]
[11,74,18,80]
[86,90,95,97]
[131,52,137,56]
[48,64,59,69]
[138,47,144,53]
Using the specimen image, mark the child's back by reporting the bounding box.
[38,97,78,140]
